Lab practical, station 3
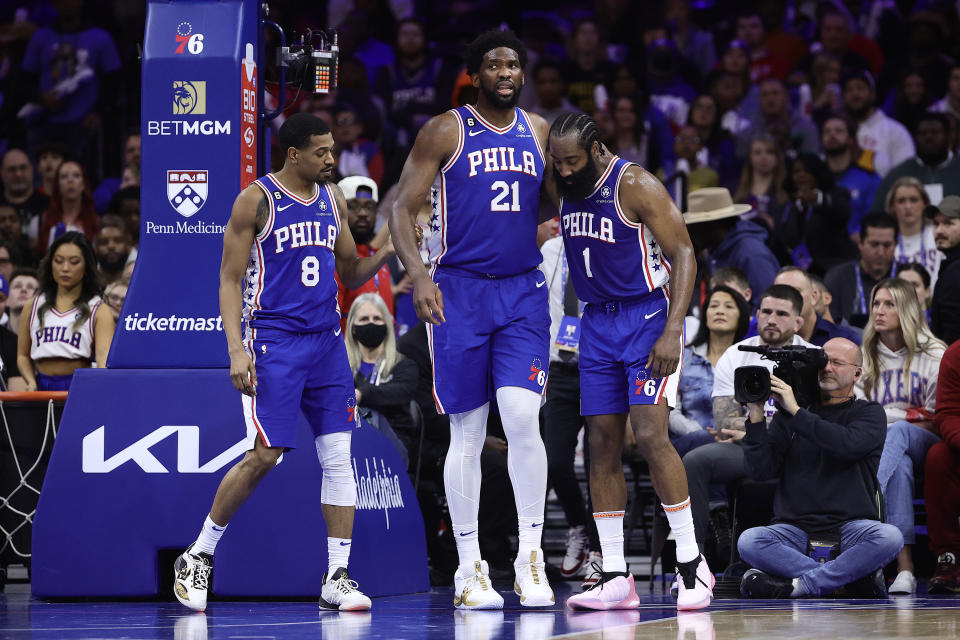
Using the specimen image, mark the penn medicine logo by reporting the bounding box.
[167,170,208,217]
[172,81,205,115]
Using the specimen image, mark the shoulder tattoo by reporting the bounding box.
[254,194,269,234]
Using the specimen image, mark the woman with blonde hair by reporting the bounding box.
[344,293,418,463]
[857,278,946,594]
[885,177,941,289]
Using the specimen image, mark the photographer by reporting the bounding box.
[738,338,902,598]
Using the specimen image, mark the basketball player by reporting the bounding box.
[547,113,713,611]
[173,113,392,613]
[389,29,555,609]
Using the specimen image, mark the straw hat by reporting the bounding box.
[682,188,752,224]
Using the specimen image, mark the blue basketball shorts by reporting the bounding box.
[427,268,550,414]
[241,326,356,449]
[578,287,681,416]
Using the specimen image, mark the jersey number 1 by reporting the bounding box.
[490,181,520,212]
[582,247,594,278]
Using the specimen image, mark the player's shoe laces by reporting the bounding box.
[561,526,589,578]
[173,543,213,612]
[676,555,714,611]
[566,562,640,610]
[580,551,603,590]
[319,568,372,611]
[513,549,555,607]
[453,560,504,610]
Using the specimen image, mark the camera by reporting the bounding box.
[733,345,828,408]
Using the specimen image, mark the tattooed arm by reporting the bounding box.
[712,395,747,441]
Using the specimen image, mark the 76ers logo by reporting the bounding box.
[348,396,358,424]
[167,170,208,218]
[175,21,205,55]
[528,358,546,387]
[635,369,659,397]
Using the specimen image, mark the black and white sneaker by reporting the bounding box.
[319,567,372,611]
[174,543,213,612]
[740,568,793,599]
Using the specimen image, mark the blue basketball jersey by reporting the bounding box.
[243,174,341,332]
[559,157,671,303]
[429,105,545,277]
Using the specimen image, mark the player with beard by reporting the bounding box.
[389,29,556,610]
[173,113,393,613]
[94,214,131,286]
[545,113,710,611]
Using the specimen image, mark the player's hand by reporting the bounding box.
[24,379,37,392]
[769,374,799,415]
[412,273,445,324]
[229,350,257,396]
[644,328,681,379]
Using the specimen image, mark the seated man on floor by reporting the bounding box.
[738,338,903,598]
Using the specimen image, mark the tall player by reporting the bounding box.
[547,113,713,611]
[173,113,391,613]
[389,30,555,609]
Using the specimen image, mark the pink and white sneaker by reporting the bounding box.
[676,555,714,611]
[566,564,640,611]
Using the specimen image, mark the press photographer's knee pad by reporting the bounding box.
[315,431,356,507]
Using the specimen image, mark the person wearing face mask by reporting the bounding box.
[336,176,396,333]
[345,293,419,462]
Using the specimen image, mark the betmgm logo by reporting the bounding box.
[172,81,205,115]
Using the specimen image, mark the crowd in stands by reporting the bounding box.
[1,0,960,596]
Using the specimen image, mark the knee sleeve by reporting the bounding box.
[496,386,548,517]
[315,431,356,507]
[443,403,489,525]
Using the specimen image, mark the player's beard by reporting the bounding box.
[479,79,522,110]
[554,160,599,201]
[352,228,374,246]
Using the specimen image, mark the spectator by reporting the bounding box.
[682,284,815,563]
[672,285,751,459]
[93,130,141,213]
[0,204,35,269]
[811,7,876,76]
[94,214,131,286]
[102,279,125,322]
[774,267,861,346]
[736,12,791,83]
[739,78,819,159]
[873,112,960,212]
[930,196,960,345]
[106,185,140,246]
[710,71,751,137]
[336,176,394,331]
[885,178,940,289]
[684,187,779,307]
[709,266,757,338]
[664,0,715,79]
[809,271,845,329]
[738,338,899,599]
[0,238,19,281]
[528,61,579,126]
[897,262,932,324]
[20,0,121,172]
[539,234,599,579]
[806,52,842,124]
[881,70,933,136]
[608,94,672,177]
[659,125,717,193]
[6,268,38,336]
[733,135,787,232]
[36,159,97,254]
[821,114,882,237]
[345,292,418,463]
[34,141,67,198]
[857,278,946,594]
[16,231,113,391]
[714,39,759,125]
[824,212,898,328]
[777,153,858,275]
[925,340,960,593]
[843,70,914,177]
[562,18,616,115]
[0,148,49,245]
[332,103,385,186]
[687,94,741,191]
[645,37,696,128]
[930,64,960,124]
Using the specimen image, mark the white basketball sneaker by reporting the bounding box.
[676,555,714,611]
[561,526,589,577]
[173,544,213,612]
[513,549,555,607]
[453,560,504,610]
[319,568,372,611]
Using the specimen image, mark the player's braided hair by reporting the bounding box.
[549,112,600,152]
[463,29,528,75]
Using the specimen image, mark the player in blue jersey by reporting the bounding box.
[389,29,555,609]
[173,113,393,613]
[546,113,713,611]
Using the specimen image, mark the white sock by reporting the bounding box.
[517,516,544,559]
[594,511,626,573]
[453,522,482,571]
[193,515,226,556]
[663,498,699,564]
[327,537,351,577]
[444,404,489,570]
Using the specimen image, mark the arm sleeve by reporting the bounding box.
[742,414,790,480]
[356,357,419,411]
[787,403,887,461]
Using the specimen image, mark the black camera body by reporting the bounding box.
[733,345,828,408]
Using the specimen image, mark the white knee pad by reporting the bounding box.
[315,431,356,507]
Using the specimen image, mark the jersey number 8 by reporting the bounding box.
[301,256,320,286]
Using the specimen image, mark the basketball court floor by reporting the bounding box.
[2,581,958,639]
